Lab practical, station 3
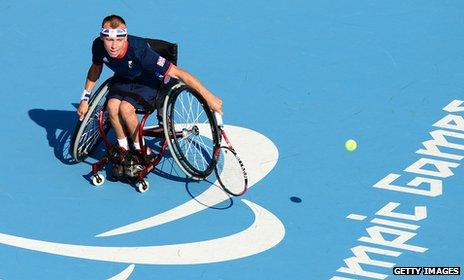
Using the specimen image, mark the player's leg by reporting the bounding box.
[106,83,133,179]
[107,98,127,140]
[119,83,157,154]
[107,82,136,151]
[119,100,139,144]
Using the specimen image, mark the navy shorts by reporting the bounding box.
[108,81,158,111]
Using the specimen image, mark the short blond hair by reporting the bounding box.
[101,15,126,28]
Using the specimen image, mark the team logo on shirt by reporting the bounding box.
[103,57,109,63]
[128,60,133,68]
[155,72,163,80]
[157,56,166,67]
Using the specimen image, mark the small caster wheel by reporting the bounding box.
[91,173,105,187]
[136,180,149,193]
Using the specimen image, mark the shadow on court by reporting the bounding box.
[28,108,78,165]
[186,179,234,210]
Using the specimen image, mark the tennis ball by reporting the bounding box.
[345,139,357,152]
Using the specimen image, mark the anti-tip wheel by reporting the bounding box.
[91,173,105,187]
[136,180,150,193]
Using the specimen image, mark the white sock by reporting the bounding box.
[134,141,151,154]
[117,137,128,150]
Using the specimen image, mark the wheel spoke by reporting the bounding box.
[167,86,219,177]
[73,85,109,161]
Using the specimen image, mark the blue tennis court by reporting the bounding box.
[1,1,463,279]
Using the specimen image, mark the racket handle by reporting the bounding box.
[214,112,224,127]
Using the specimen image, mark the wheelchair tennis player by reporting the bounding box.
[76,15,223,184]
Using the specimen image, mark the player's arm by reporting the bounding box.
[77,63,103,120]
[84,63,103,92]
[167,65,223,115]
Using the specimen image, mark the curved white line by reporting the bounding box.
[96,125,279,238]
[108,264,135,280]
[0,200,285,265]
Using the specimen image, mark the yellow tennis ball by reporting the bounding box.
[345,139,357,152]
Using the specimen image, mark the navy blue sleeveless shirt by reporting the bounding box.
[92,35,172,89]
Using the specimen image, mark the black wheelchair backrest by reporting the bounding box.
[145,38,178,65]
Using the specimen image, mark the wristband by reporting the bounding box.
[81,89,91,102]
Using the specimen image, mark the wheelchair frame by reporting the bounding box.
[70,38,221,192]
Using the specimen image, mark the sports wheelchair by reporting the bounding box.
[71,39,221,192]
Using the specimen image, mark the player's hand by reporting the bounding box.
[207,95,223,115]
[77,100,89,121]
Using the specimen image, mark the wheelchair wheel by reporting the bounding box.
[163,83,220,179]
[71,79,111,162]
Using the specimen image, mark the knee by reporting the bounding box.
[119,101,136,119]
[107,99,120,117]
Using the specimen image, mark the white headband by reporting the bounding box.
[100,28,127,38]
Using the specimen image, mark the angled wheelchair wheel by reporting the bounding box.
[71,79,111,162]
[163,83,220,180]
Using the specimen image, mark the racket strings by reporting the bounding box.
[217,147,247,195]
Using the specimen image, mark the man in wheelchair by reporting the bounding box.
[76,15,223,182]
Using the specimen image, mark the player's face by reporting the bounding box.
[102,36,127,57]
[101,23,127,57]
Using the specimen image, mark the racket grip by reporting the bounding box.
[214,112,224,127]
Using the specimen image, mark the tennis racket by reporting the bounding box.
[214,112,248,196]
